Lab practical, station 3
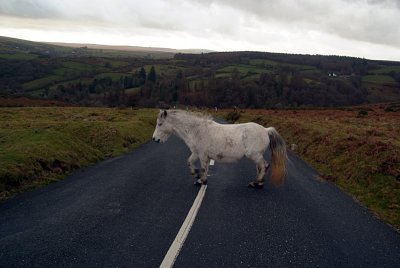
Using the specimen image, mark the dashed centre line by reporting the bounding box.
[159,185,208,268]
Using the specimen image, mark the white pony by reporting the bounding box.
[152,110,287,188]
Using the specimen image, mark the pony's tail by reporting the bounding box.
[267,127,288,186]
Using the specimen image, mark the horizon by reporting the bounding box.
[4,35,400,63]
[1,0,400,61]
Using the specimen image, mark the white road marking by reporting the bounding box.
[209,159,215,165]
[160,185,207,268]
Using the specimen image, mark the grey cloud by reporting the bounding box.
[365,0,400,8]
[1,0,399,50]
[0,0,62,19]
[194,0,400,47]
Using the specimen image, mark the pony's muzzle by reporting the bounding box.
[152,137,160,143]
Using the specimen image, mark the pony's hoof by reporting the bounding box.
[194,179,207,186]
[248,181,264,189]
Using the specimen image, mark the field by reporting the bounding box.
[216,104,400,229]
[362,75,397,85]
[0,107,157,200]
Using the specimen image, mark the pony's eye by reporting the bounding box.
[158,123,162,126]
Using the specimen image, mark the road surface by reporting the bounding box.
[1,135,399,267]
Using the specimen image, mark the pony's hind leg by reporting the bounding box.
[248,158,267,189]
[255,161,269,177]
[187,153,200,178]
[194,157,209,186]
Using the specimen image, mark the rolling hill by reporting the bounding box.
[48,42,214,54]
[1,36,399,108]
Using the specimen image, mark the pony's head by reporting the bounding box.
[152,110,173,143]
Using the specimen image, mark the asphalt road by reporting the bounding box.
[1,135,399,267]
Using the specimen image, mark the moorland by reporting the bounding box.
[0,36,399,229]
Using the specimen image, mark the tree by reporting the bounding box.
[139,67,146,85]
[147,66,157,83]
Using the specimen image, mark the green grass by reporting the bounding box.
[0,107,157,200]
[362,75,397,85]
[370,65,400,74]
[51,77,94,87]
[215,73,231,79]
[22,75,62,91]
[249,59,279,66]
[217,64,264,75]
[141,64,183,76]
[62,61,94,70]
[94,72,132,80]
[0,52,38,60]
[282,63,316,71]
[216,64,271,80]
[216,62,316,80]
[249,59,317,71]
[104,59,131,68]
[53,67,74,76]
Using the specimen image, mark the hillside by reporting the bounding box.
[0,36,175,59]
[1,36,400,108]
[48,42,214,54]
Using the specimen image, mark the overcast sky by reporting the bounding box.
[0,0,400,60]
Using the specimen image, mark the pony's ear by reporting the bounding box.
[163,110,167,118]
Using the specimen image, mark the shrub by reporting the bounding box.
[225,111,241,123]
[384,104,400,112]
[357,109,368,117]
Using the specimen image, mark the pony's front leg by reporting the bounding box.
[194,157,209,186]
[187,153,200,178]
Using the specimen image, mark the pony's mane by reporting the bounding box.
[168,109,213,122]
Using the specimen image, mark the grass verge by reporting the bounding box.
[0,107,157,200]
